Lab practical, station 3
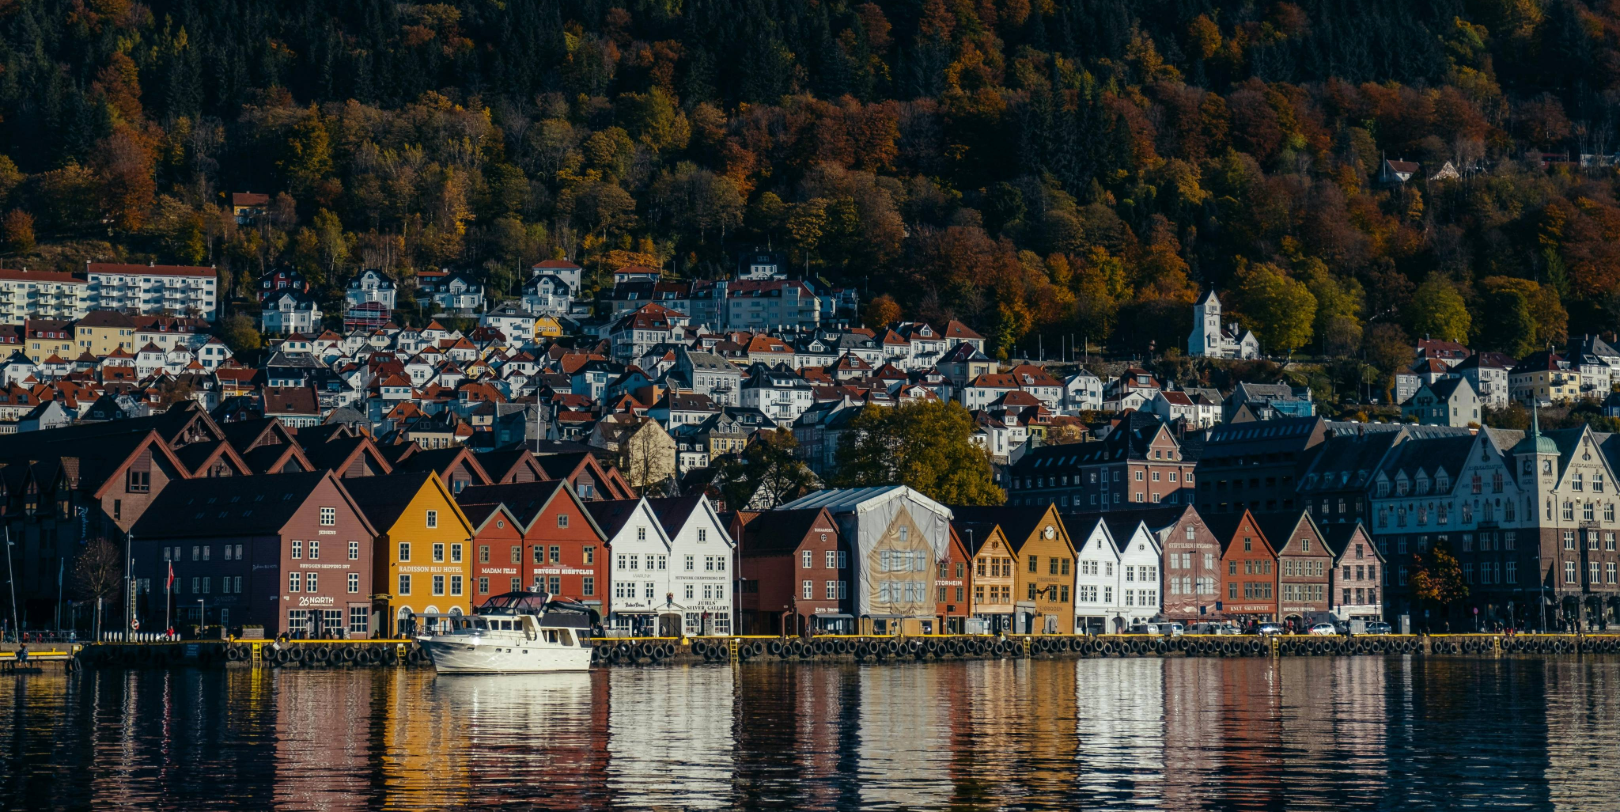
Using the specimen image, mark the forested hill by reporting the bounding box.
[0,0,1611,365]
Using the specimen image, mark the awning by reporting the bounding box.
[811,613,854,620]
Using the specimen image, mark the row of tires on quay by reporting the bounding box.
[1436,635,1620,655]
[591,635,1419,665]
[77,643,431,669]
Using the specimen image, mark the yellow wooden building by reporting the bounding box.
[342,470,475,636]
[951,504,1075,634]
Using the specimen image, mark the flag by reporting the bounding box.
[166,562,174,592]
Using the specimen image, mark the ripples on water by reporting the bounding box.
[2,656,1615,811]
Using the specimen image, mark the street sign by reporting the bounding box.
[131,619,140,631]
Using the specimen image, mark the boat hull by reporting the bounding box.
[419,637,593,674]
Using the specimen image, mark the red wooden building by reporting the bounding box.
[1209,510,1279,626]
[736,507,850,635]
[456,480,608,612]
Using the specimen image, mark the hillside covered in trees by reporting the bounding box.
[0,0,1616,380]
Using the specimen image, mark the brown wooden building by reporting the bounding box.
[735,507,849,635]
[131,470,377,636]
[1260,511,1334,628]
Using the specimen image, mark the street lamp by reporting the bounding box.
[3,526,18,643]
[198,598,205,636]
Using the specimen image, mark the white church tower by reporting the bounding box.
[1189,290,1259,359]
[1189,290,1223,357]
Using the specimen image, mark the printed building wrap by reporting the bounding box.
[779,487,955,628]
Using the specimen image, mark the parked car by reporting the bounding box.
[1255,623,1283,635]
[1364,622,1393,635]
[1308,622,1338,635]
[1127,622,1183,636]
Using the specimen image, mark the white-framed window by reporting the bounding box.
[348,541,359,560]
[426,509,438,529]
[433,575,446,596]
[802,550,812,569]
[288,572,301,593]
[348,573,360,593]
[320,507,336,526]
[803,579,813,599]
[291,540,302,560]
[308,540,320,560]
[433,543,445,562]
[307,573,319,593]
[399,574,411,595]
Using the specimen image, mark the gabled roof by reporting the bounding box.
[948,504,1068,553]
[339,470,455,532]
[1204,511,1276,557]
[584,498,659,541]
[1253,511,1321,556]
[132,470,375,539]
[740,508,835,557]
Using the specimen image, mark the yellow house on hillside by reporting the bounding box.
[343,469,475,637]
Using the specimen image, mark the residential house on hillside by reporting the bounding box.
[1510,351,1580,405]
[1452,351,1514,409]
[261,290,322,335]
[1225,382,1314,421]
[1401,377,1480,428]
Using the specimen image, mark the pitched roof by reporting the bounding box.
[739,508,833,556]
[584,498,653,539]
[337,470,439,531]
[132,471,370,539]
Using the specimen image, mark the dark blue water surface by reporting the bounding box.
[2,656,1614,810]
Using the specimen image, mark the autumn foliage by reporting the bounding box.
[0,0,1616,358]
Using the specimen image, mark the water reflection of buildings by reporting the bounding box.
[433,671,601,805]
[1545,659,1618,812]
[1073,658,1165,805]
[857,665,953,810]
[1281,655,1388,806]
[1161,657,1222,809]
[608,666,735,809]
[377,669,474,808]
[273,670,374,811]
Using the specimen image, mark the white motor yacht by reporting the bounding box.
[417,591,595,674]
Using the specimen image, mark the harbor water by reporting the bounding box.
[3,656,1616,810]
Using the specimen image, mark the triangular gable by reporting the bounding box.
[1219,510,1277,558]
[88,431,193,501]
[1072,516,1121,562]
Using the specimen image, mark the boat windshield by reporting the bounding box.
[477,591,549,616]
